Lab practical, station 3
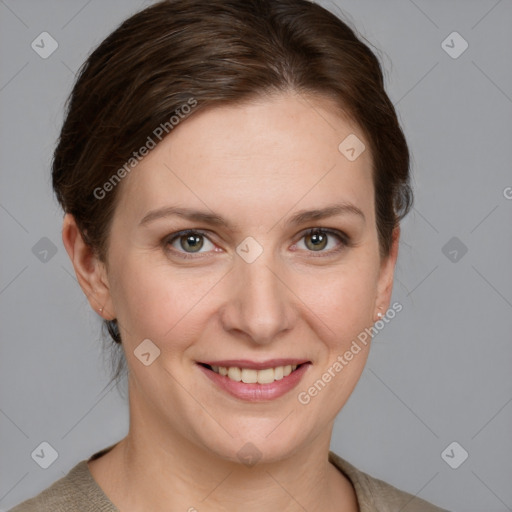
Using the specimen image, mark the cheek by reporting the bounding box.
[293,260,379,346]
[292,267,378,424]
[108,254,222,346]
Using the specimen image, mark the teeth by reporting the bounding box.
[228,367,242,381]
[241,368,257,383]
[210,364,299,384]
[256,368,274,384]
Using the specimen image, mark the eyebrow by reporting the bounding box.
[139,202,365,229]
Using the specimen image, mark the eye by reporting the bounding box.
[164,227,351,260]
[165,229,216,259]
[293,228,349,255]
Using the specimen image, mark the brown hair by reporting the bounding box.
[52,0,412,386]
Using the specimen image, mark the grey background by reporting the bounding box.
[1,0,511,510]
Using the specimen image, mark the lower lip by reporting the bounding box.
[197,363,310,401]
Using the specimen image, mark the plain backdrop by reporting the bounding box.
[1,1,511,511]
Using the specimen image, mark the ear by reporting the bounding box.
[61,213,115,320]
[374,226,400,322]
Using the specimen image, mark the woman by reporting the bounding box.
[10,0,450,510]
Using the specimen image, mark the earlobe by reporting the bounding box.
[61,213,115,319]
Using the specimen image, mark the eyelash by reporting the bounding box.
[163,228,352,260]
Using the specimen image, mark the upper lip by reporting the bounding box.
[198,359,310,370]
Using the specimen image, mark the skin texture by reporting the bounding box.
[62,91,399,512]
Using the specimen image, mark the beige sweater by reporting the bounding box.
[9,445,449,511]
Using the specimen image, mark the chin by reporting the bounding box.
[197,423,309,467]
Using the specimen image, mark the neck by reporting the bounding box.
[88,385,359,511]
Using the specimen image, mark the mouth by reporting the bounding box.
[198,362,308,384]
[196,360,311,401]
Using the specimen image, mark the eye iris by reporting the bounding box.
[305,230,327,251]
[181,233,203,252]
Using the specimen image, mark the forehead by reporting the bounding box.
[114,92,374,226]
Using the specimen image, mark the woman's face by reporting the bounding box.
[95,92,398,463]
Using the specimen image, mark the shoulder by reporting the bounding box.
[329,451,451,512]
[8,453,118,512]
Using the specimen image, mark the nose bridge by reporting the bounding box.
[222,242,293,344]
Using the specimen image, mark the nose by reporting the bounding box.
[219,248,296,345]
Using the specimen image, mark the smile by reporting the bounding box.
[197,360,311,401]
[206,364,299,384]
